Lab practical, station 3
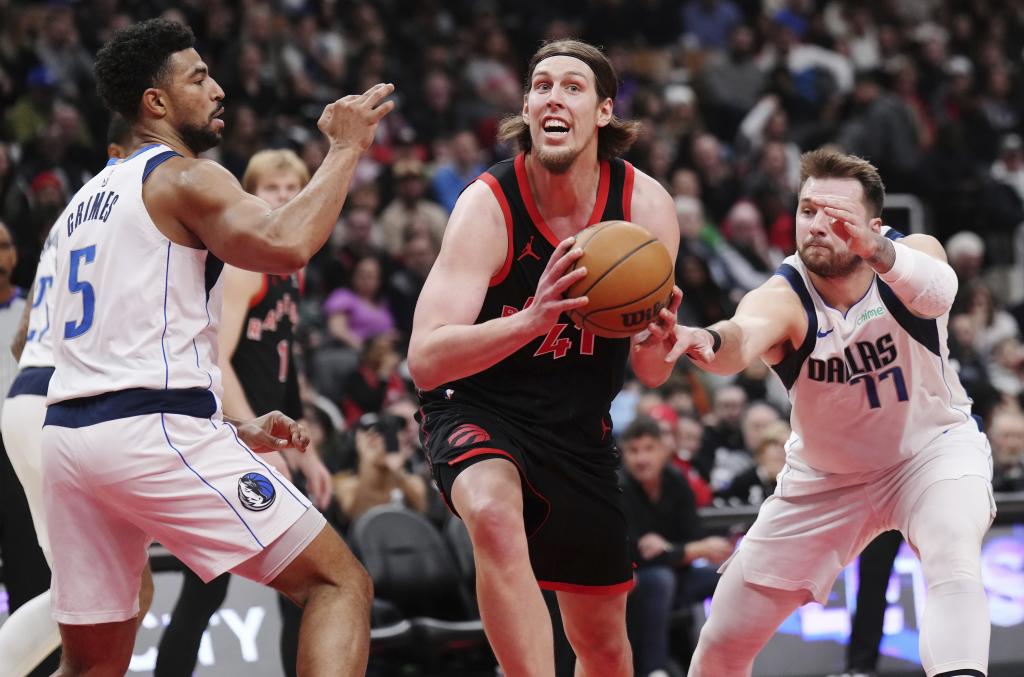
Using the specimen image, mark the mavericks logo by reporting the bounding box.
[238,472,276,511]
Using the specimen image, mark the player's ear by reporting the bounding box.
[596,97,613,128]
[868,216,883,233]
[141,87,168,120]
[521,94,529,123]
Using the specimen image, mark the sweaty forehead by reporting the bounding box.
[800,176,865,203]
[532,55,595,83]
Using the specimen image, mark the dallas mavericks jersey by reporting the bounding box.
[19,221,59,369]
[771,227,972,476]
[47,144,224,405]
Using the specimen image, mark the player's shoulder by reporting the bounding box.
[629,166,675,214]
[446,179,506,235]
[628,166,678,249]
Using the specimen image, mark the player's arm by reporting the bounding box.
[10,279,33,361]
[407,181,587,391]
[813,196,957,319]
[217,265,262,420]
[667,276,806,376]
[151,85,394,274]
[626,170,682,387]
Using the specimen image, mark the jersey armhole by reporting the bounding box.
[477,174,515,287]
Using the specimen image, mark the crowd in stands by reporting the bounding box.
[3,0,1024,673]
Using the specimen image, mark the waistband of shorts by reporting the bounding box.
[44,387,217,428]
[7,366,55,398]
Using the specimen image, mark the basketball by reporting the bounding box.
[566,220,675,339]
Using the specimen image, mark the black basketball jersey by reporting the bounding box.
[231,272,303,419]
[423,153,637,455]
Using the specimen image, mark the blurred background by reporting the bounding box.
[0,0,1023,676]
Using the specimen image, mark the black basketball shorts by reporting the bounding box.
[420,402,634,594]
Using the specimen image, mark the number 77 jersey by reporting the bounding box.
[769,229,974,479]
[47,144,224,406]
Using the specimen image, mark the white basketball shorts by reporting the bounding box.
[41,389,317,625]
[723,420,996,604]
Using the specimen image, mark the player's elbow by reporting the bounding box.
[407,346,440,391]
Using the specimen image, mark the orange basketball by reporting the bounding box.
[566,220,675,339]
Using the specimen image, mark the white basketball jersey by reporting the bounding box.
[19,221,60,369]
[47,144,224,405]
[771,228,973,478]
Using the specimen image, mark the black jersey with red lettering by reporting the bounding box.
[231,273,303,419]
[420,153,637,458]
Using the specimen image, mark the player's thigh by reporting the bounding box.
[2,394,50,557]
[904,475,993,563]
[57,619,137,675]
[264,521,371,608]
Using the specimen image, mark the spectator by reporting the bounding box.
[388,232,439,340]
[339,333,405,427]
[717,200,781,294]
[716,420,790,506]
[431,130,485,213]
[699,25,764,138]
[987,336,1024,399]
[681,0,742,51]
[964,282,1019,359]
[378,159,447,257]
[621,417,733,677]
[323,255,395,352]
[990,409,1024,492]
[333,412,428,526]
[991,133,1024,205]
[320,207,391,294]
[947,231,986,314]
[694,384,747,487]
[689,133,740,223]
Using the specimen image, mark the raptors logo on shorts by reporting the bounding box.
[447,423,491,447]
[238,472,276,511]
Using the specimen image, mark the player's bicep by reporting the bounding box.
[897,233,948,263]
[629,170,680,264]
[411,181,507,334]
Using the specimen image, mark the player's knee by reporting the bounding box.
[461,499,528,563]
[917,520,984,581]
[565,622,631,667]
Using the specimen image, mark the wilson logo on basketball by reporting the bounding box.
[621,301,666,328]
[448,424,491,447]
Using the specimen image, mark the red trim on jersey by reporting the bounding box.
[514,154,611,248]
[248,274,270,309]
[622,161,635,222]
[537,577,636,595]
[447,446,552,538]
[297,269,306,295]
[479,173,515,287]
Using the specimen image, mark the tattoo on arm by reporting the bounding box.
[866,235,896,274]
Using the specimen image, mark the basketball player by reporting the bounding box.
[39,19,392,676]
[409,40,681,676]
[0,115,157,677]
[668,150,994,677]
[155,149,331,677]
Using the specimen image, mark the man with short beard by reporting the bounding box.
[670,149,994,677]
[38,18,392,676]
[409,39,681,677]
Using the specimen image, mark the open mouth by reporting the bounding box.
[542,117,570,136]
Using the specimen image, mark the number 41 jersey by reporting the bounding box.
[771,227,974,479]
[47,144,224,405]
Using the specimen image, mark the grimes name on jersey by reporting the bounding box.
[66,190,120,236]
[806,332,898,384]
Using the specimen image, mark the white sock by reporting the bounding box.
[0,589,61,677]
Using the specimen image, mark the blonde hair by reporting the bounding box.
[242,149,310,194]
[756,421,791,457]
[799,149,886,217]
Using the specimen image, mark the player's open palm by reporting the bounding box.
[810,194,878,259]
[318,83,396,152]
[524,236,588,335]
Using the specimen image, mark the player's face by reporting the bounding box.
[163,48,225,155]
[523,56,612,174]
[623,435,668,483]
[796,176,867,278]
[253,171,304,209]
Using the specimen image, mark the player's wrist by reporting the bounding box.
[703,327,722,353]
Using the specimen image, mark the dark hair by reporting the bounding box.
[106,113,132,147]
[799,148,886,218]
[497,39,640,159]
[95,19,196,122]
[620,416,664,444]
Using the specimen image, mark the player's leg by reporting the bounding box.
[687,553,808,677]
[53,620,138,677]
[254,519,372,677]
[153,571,231,677]
[450,458,555,677]
[557,589,632,677]
[904,476,992,677]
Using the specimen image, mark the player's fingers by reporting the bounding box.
[668,286,683,313]
[361,82,395,105]
[369,98,396,121]
[553,295,588,312]
[664,339,691,363]
[646,320,668,340]
[549,266,587,295]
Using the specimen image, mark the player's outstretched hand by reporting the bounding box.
[239,410,311,454]
[634,286,682,358]
[663,324,717,364]
[810,193,879,260]
[317,83,396,153]
[523,236,588,335]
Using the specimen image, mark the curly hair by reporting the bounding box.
[95,19,195,122]
[497,39,641,160]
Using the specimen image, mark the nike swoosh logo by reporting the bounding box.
[816,328,834,338]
